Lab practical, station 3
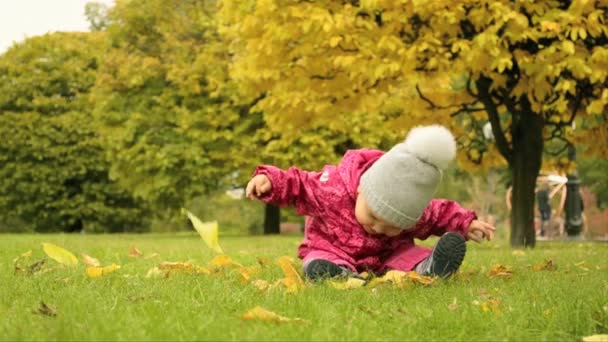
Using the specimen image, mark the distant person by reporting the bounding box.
[536,180,552,236]
[246,125,495,280]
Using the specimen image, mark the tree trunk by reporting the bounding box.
[509,112,544,247]
[263,203,280,235]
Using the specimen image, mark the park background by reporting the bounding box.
[0,0,607,340]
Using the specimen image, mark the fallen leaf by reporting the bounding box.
[277,256,305,293]
[242,306,309,324]
[159,261,210,275]
[367,270,435,288]
[481,299,502,315]
[86,263,121,278]
[575,261,590,271]
[237,266,261,283]
[182,208,223,254]
[208,255,243,270]
[129,245,143,258]
[42,243,78,266]
[488,264,513,278]
[82,254,100,267]
[28,259,48,274]
[329,277,366,290]
[532,259,556,271]
[582,335,608,342]
[512,250,526,256]
[35,302,57,317]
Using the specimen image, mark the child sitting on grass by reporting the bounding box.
[246,125,495,280]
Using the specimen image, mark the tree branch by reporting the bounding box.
[476,76,513,164]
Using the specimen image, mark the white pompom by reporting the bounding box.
[403,125,456,169]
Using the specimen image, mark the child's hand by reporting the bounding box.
[245,174,272,200]
[466,220,496,242]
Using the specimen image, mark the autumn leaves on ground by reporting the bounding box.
[1,226,607,341]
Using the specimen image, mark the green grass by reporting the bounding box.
[1,233,607,341]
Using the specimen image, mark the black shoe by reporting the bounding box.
[303,259,349,280]
[416,232,466,279]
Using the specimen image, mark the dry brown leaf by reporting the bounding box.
[35,301,57,317]
[241,306,309,324]
[532,259,556,271]
[129,245,143,258]
[488,264,513,278]
[81,254,100,267]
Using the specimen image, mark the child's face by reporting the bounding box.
[355,187,403,237]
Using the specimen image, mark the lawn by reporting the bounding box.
[0,232,606,341]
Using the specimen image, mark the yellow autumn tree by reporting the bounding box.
[219,0,607,247]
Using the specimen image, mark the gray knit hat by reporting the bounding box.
[359,125,457,229]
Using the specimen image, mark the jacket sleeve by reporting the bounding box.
[412,199,477,240]
[253,165,322,216]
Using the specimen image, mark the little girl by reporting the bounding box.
[246,125,495,280]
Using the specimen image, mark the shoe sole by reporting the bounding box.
[430,232,466,279]
[304,259,346,280]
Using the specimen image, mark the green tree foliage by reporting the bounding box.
[92,0,258,212]
[0,32,149,232]
[219,0,608,247]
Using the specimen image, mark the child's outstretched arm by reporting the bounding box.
[413,199,494,242]
[245,165,322,216]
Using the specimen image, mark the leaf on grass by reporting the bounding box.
[488,264,513,278]
[367,270,435,288]
[329,277,366,290]
[42,243,78,266]
[237,266,261,283]
[86,263,121,278]
[207,255,243,271]
[159,261,210,275]
[28,259,48,274]
[242,306,309,324]
[582,335,608,342]
[480,299,502,315]
[575,261,590,271]
[532,259,556,271]
[82,254,100,267]
[129,245,143,258]
[277,256,305,293]
[182,208,223,254]
[144,252,160,259]
[35,301,57,317]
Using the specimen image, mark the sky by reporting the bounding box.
[0,0,114,54]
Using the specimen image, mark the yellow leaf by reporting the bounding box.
[277,256,305,293]
[329,277,366,290]
[145,267,166,278]
[159,261,210,275]
[182,208,223,254]
[86,264,120,278]
[42,243,78,266]
[367,270,435,288]
[511,250,526,256]
[480,299,502,315]
[241,306,309,324]
[329,36,342,48]
[81,254,101,267]
[129,245,143,258]
[251,279,271,291]
[208,255,243,270]
[582,335,608,342]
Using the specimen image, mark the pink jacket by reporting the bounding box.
[254,149,476,271]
